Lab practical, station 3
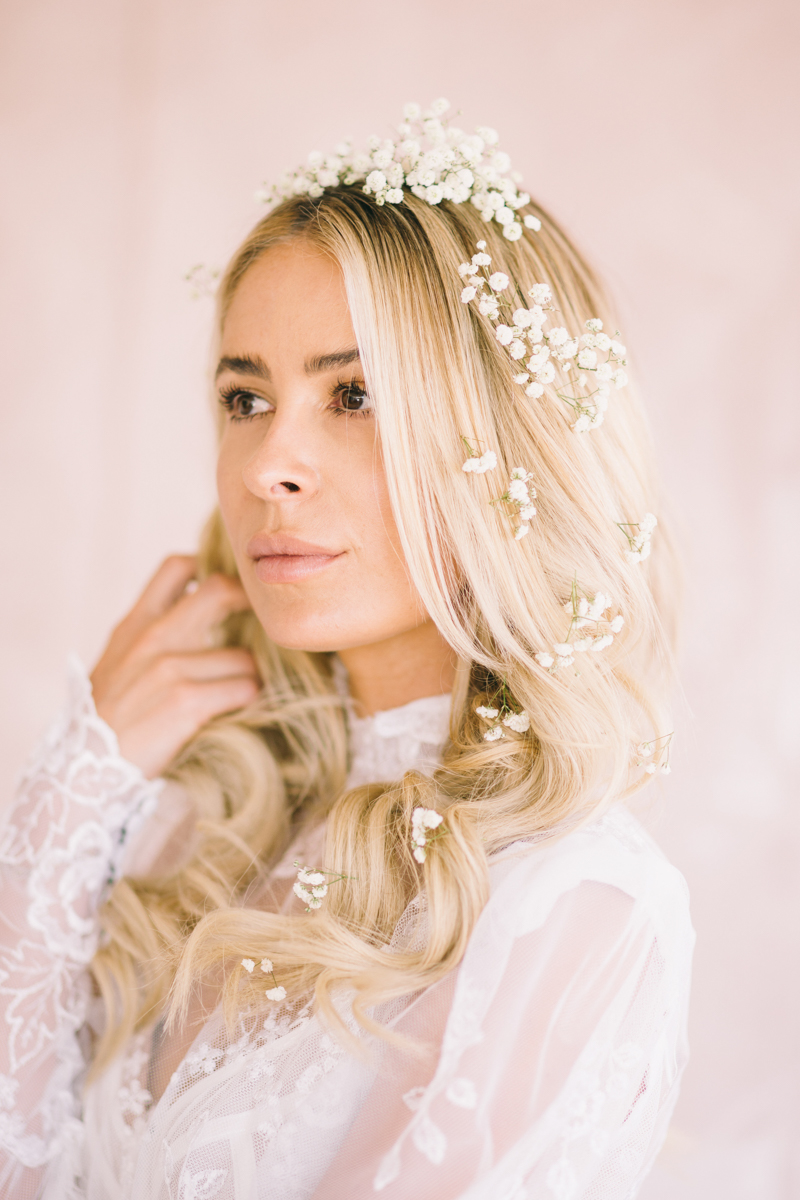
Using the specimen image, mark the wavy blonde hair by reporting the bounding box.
[91,186,679,1071]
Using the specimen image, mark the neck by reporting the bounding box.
[337,621,457,717]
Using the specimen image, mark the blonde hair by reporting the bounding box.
[91,187,679,1071]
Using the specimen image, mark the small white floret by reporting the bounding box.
[266,986,287,1002]
[241,959,255,973]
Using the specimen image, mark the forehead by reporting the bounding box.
[221,240,354,358]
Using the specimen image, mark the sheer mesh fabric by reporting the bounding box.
[0,665,693,1199]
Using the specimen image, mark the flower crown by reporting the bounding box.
[257,98,540,243]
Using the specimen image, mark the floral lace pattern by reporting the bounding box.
[0,666,693,1200]
[0,659,162,1195]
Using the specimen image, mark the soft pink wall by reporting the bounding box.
[1,0,798,1192]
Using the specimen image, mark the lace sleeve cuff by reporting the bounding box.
[0,655,163,963]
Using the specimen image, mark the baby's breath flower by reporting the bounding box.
[634,732,673,775]
[489,272,510,292]
[292,860,351,912]
[266,987,287,1002]
[260,102,541,244]
[491,467,537,540]
[461,285,478,303]
[538,578,624,674]
[461,438,497,475]
[241,959,255,973]
[618,514,658,563]
[410,807,445,862]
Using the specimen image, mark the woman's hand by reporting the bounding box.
[90,555,260,778]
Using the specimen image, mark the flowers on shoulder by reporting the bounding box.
[618,513,658,563]
[535,578,624,673]
[493,467,538,540]
[475,683,531,741]
[458,243,629,432]
[241,956,286,1002]
[292,861,351,911]
[410,807,445,863]
[635,732,673,775]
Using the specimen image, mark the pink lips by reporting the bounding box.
[247,533,344,584]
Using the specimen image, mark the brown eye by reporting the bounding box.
[336,384,372,414]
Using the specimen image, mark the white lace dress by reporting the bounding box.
[0,661,694,1200]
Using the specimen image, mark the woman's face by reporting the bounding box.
[216,238,428,653]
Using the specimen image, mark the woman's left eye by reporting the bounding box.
[331,383,373,417]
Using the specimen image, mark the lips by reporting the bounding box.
[246,533,344,584]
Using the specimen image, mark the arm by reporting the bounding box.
[0,557,259,1198]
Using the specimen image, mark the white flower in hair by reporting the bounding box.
[634,732,673,775]
[258,100,537,242]
[410,807,445,863]
[243,956,287,1002]
[618,513,658,563]
[489,467,537,540]
[475,689,530,741]
[458,246,629,434]
[292,860,351,912]
[537,578,624,675]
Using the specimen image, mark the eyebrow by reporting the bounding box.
[214,347,360,380]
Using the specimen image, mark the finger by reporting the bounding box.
[133,555,199,621]
[144,574,251,653]
[173,675,262,729]
[152,648,259,686]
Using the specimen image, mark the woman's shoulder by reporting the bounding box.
[487,805,693,955]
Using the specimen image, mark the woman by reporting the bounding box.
[0,100,693,1198]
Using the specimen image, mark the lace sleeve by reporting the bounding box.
[0,658,162,1199]
[312,822,694,1199]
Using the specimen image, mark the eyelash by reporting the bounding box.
[218,381,373,422]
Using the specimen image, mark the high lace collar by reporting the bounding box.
[332,657,452,790]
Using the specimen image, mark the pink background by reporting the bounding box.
[1,0,798,1193]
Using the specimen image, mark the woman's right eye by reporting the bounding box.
[219,389,273,421]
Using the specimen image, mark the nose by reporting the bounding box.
[241,409,321,501]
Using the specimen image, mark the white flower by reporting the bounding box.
[595,332,611,352]
[462,450,497,474]
[612,369,628,388]
[577,348,597,370]
[591,634,614,651]
[266,986,286,1002]
[525,381,544,399]
[478,297,499,317]
[535,652,555,668]
[489,272,509,292]
[508,339,527,359]
[503,222,523,241]
[518,503,537,521]
[495,324,514,345]
[484,725,505,740]
[638,741,655,758]
[429,97,450,116]
[476,705,499,718]
[502,711,530,733]
[528,283,552,305]
[553,643,573,656]
[461,285,477,303]
[507,478,529,503]
[514,523,530,540]
[514,372,530,385]
[365,169,387,192]
[571,637,594,653]
[596,362,613,381]
[524,214,542,230]
[260,959,273,974]
[573,413,592,433]
[241,959,255,973]
[547,326,568,347]
[386,188,404,204]
[403,101,421,120]
[426,185,444,205]
[476,125,499,145]
[473,251,491,266]
[610,614,624,633]
[586,318,603,332]
[512,308,532,327]
[536,362,555,384]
